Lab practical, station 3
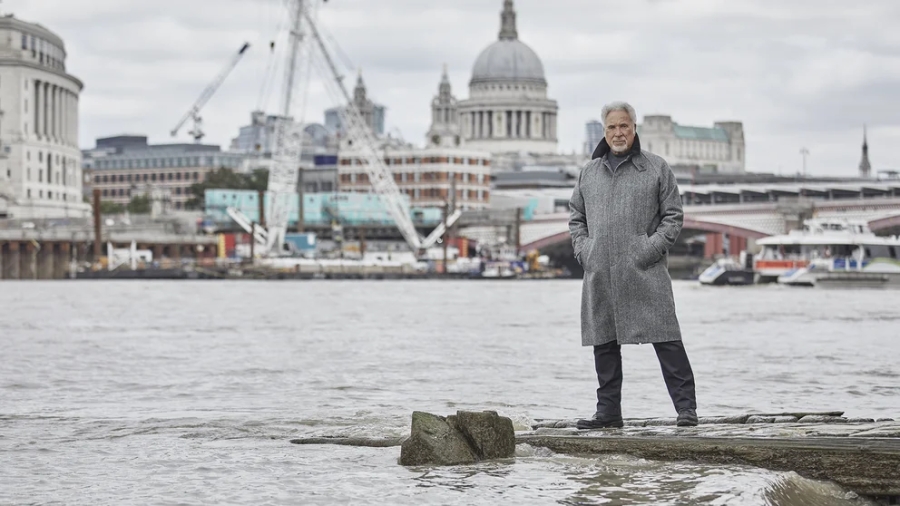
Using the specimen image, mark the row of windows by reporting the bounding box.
[24,167,73,185]
[25,150,71,166]
[25,188,71,201]
[340,172,488,185]
[102,187,194,198]
[399,188,488,201]
[94,172,201,184]
[93,156,241,170]
[20,33,65,71]
[339,156,490,167]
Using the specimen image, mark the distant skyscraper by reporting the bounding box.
[584,120,604,156]
[859,126,871,178]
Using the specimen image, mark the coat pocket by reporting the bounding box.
[634,234,663,270]
[579,237,601,272]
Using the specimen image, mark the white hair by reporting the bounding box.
[601,101,637,126]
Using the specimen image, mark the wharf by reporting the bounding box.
[519,412,900,502]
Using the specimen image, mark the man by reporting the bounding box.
[568,101,698,429]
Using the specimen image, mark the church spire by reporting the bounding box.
[859,125,872,178]
[354,69,367,105]
[499,0,518,41]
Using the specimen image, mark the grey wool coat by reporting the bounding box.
[569,135,684,346]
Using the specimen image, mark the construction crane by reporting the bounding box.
[228,0,460,256]
[171,42,251,143]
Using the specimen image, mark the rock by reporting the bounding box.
[624,419,647,427]
[291,436,405,447]
[720,415,751,424]
[772,416,799,423]
[533,427,579,436]
[876,418,895,422]
[798,415,848,424]
[746,416,776,424]
[698,417,728,425]
[453,410,516,460]
[845,417,875,423]
[644,418,677,426]
[399,411,478,466]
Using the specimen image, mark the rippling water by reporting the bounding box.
[1,280,896,505]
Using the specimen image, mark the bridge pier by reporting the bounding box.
[55,243,71,279]
[20,242,37,280]
[704,233,750,259]
[37,243,54,280]
[3,242,21,279]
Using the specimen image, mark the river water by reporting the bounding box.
[1,280,897,505]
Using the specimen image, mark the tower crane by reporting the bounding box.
[227,0,460,257]
[171,42,251,143]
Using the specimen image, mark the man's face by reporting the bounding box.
[604,110,635,154]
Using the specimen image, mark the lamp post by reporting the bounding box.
[799,148,810,177]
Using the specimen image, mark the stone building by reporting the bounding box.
[456,0,559,157]
[638,115,746,173]
[83,135,247,210]
[0,13,88,219]
[324,73,386,137]
[338,148,491,211]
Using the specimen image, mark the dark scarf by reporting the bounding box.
[591,133,642,160]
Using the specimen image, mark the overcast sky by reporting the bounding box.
[7,0,900,176]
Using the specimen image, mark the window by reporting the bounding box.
[21,34,27,50]
[192,172,199,180]
[38,170,43,183]
[151,173,157,182]
[167,173,174,181]
[48,191,52,199]
[176,172,182,181]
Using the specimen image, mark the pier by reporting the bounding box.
[520,413,900,502]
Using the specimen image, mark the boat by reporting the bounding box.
[754,219,900,288]
[698,254,756,286]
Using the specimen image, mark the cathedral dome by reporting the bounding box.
[471,40,546,85]
[470,0,546,86]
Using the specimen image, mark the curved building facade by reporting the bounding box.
[457,1,558,155]
[0,14,87,219]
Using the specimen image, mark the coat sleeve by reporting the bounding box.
[568,166,589,259]
[648,161,683,256]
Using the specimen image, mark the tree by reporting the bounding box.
[99,201,125,215]
[126,194,152,214]
[185,167,269,210]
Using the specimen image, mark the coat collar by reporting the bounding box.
[591,133,647,171]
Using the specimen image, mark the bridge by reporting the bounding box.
[459,180,900,270]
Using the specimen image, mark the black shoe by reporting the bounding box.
[576,413,624,430]
[677,409,698,427]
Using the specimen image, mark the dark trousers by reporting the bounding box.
[593,340,697,415]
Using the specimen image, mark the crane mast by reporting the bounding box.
[302,9,425,250]
[171,42,250,143]
[234,0,461,257]
[264,0,309,253]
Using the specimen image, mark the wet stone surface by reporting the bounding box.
[528,412,899,439]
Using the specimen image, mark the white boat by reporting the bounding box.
[698,255,755,286]
[754,219,900,288]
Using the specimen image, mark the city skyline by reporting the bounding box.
[6,0,899,177]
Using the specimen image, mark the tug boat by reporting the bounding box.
[698,253,756,286]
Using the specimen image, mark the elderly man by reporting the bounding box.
[569,101,698,429]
